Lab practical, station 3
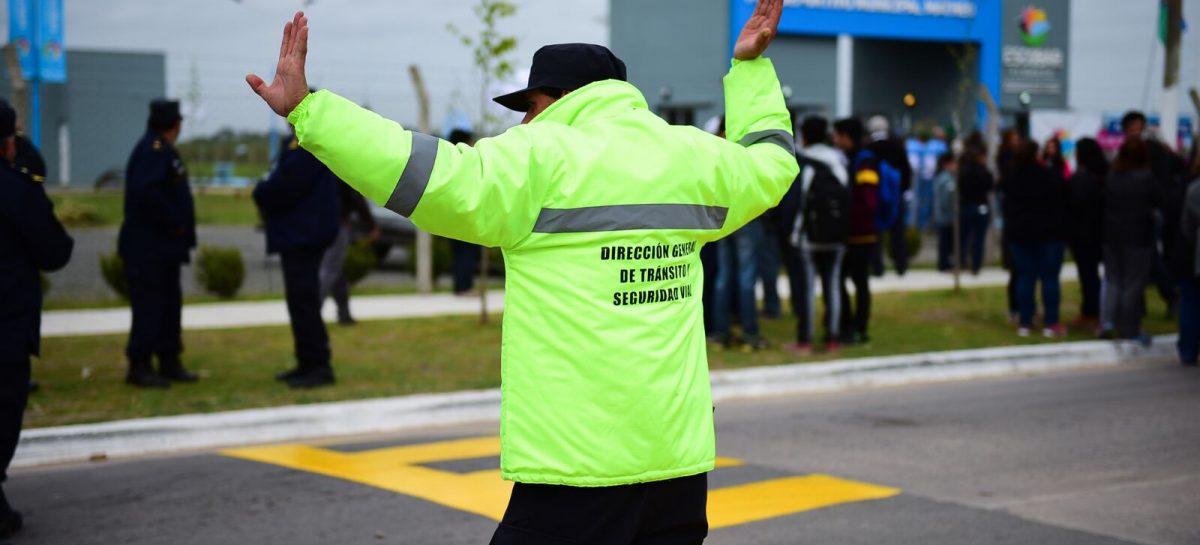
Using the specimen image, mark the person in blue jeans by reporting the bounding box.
[713,218,766,351]
[1178,163,1200,365]
[1001,139,1068,338]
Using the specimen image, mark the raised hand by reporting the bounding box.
[733,0,784,61]
[246,11,311,117]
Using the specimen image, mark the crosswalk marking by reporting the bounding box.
[223,436,899,529]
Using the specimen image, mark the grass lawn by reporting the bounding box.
[50,190,261,228]
[27,283,1175,429]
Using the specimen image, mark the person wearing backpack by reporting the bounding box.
[866,116,913,277]
[785,116,849,355]
[833,118,881,344]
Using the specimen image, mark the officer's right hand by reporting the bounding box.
[733,0,783,61]
[247,11,311,118]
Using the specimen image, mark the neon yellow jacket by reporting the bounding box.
[288,57,797,487]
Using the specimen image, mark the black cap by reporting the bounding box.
[148,99,182,128]
[493,43,627,112]
[0,101,15,140]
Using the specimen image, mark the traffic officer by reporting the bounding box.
[0,100,74,539]
[249,2,794,542]
[119,99,197,388]
[253,126,339,388]
[0,99,49,394]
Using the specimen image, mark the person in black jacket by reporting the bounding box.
[254,129,340,388]
[1122,111,1184,317]
[957,141,994,275]
[119,100,197,388]
[1177,155,1200,365]
[0,101,74,539]
[1065,138,1108,328]
[1003,139,1069,338]
[866,116,913,277]
[1101,138,1163,343]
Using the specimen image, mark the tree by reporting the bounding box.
[448,0,519,324]
[448,0,519,137]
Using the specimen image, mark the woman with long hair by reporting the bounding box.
[1101,138,1163,343]
[1003,138,1069,337]
[1043,136,1072,180]
[1065,138,1108,329]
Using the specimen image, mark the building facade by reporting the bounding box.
[611,0,1198,148]
[0,49,166,187]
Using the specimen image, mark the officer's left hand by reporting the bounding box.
[734,0,783,61]
[247,11,311,117]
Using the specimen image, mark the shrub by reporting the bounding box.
[195,245,245,299]
[56,200,103,227]
[99,252,129,300]
[344,239,379,285]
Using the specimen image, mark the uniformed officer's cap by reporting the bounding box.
[148,99,182,128]
[493,44,627,113]
[0,101,15,140]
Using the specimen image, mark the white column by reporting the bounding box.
[836,34,854,118]
[1161,85,1180,151]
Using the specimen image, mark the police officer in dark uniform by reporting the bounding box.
[0,100,74,539]
[253,126,339,388]
[0,99,50,394]
[119,99,197,388]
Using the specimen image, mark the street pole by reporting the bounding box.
[28,0,41,148]
[409,65,434,294]
[1161,0,1182,151]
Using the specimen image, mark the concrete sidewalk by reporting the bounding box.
[41,267,1076,338]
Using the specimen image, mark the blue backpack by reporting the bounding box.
[855,149,902,231]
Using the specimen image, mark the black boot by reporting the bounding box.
[0,509,22,539]
[286,366,335,389]
[158,354,198,383]
[126,356,170,388]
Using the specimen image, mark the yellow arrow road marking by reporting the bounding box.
[223,436,899,528]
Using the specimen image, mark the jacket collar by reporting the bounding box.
[530,79,649,126]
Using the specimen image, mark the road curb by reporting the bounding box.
[14,335,1176,469]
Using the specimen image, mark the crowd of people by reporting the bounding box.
[703,109,1200,361]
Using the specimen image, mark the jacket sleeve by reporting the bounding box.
[127,151,187,234]
[288,91,547,248]
[20,182,74,271]
[710,57,800,240]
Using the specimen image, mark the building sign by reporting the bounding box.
[737,0,991,42]
[780,0,977,18]
[37,0,65,83]
[7,0,36,80]
[6,0,67,82]
[1001,1,1068,109]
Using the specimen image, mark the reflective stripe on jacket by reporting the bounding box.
[288,57,798,487]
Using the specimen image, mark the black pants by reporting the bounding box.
[1104,244,1153,339]
[701,244,719,334]
[1071,240,1103,319]
[0,357,30,483]
[797,246,845,344]
[451,239,480,294]
[490,473,707,545]
[840,243,873,340]
[125,258,183,361]
[282,247,331,370]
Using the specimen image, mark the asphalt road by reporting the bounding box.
[8,363,1198,545]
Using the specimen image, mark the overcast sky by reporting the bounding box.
[1,0,608,138]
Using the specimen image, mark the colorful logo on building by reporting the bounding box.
[1018,6,1051,47]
